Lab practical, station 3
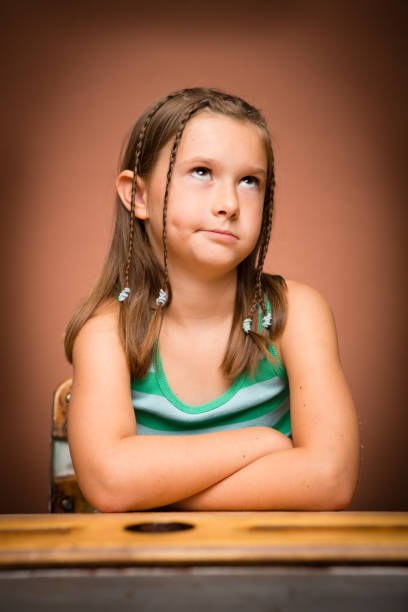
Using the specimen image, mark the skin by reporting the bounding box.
[116,112,269,404]
[112,110,361,509]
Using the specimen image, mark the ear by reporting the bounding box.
[116,170,149,220]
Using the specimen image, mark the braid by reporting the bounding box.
[244,158,276,333]
[256,167,276,310]
[119,87,276,346]
[119,91,187,302]
[159,99,211,302]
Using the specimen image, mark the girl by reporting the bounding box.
[65,87,360,512]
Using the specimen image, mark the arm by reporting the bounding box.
[108,426,292,512]
[67,302,292,512]
[169,282,361,511]
[166,446,345,511]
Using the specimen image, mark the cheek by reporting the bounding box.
[167,214,195,237]
[249,207,264,240]
[148,206,163,233]
[166,202,199,232]
[166,187,196,229]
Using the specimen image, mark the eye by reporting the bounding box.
[241,176,260,188]
[191,166,211,179]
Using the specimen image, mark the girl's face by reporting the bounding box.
[143,112,268,280]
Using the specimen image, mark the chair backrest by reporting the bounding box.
[49,378,98,513]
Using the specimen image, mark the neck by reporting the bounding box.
[163,267,237,332]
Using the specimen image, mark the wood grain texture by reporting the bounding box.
[0,512,407,568]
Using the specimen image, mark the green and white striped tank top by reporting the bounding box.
[130,303,292,439]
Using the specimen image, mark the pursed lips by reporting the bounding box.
[201,229,238,240]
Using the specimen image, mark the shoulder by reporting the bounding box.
[83,298,121,333]
[93,296,121,320]
[279,279,338,371]
[72,297,124,367]
[284,278,332,309]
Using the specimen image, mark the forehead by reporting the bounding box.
[155,111,267,170]
[177,111,267,162]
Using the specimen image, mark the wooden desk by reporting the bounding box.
[1,511,407,611]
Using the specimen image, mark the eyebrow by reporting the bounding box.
[181,156,267,176]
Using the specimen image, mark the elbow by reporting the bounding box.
[90,488,125,514]
[90,458,152,513]
[316,490,354,511]
[316,465,357,511]
[86,486,135,514]
[75,463,130,514]
[90,470,131,513]
[76,477,119,514]
[332,479,357,510]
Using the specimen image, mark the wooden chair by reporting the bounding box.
[49,378,98,513]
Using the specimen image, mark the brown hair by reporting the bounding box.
[64,87,288,381]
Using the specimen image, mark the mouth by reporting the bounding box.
[202,229,238,241]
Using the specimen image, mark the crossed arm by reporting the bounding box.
[154,283,361,512]
[161,442,354,512]
[70,282,361,512]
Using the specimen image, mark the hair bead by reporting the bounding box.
[262,312,272,328]
[243,318,252,333]
[118,287,130,302]
[121,93,181,311]
[160,99,211,308]
[114,88,281,379]
[155,288,167,306]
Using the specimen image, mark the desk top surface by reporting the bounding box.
[1,511,407,568]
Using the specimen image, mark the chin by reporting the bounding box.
[192,256,242,276]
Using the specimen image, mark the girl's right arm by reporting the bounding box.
[68,303,291,512]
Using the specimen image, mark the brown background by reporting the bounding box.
[1,0,406,513]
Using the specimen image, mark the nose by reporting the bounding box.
[211,181,240,219]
